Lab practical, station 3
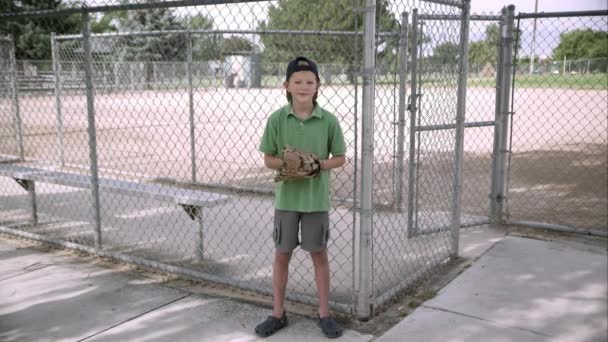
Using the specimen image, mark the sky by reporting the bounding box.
[467,0,608,58]
[470,0,608,14]
[170,0,607,60]
[95,0,608,59]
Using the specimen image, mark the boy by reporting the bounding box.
[255,56,346,339]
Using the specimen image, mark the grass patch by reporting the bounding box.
[419,289,438,301]
[469,73,608,90]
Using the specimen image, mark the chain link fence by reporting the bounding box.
[1,0,606,319]
[506,11,608,235]
[461,14,501,226]
[0,0,472,318]
[0,36,21,162]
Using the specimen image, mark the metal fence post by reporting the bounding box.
[357,0,376,321]
[490,16,505,222]
[490,5,515,224]
[187,31,197,183]
[82,10,103,250]
[450,0,471,256]
[394,12,408,211]
[113,61,119,90]
[407,9,420,239]
[8,35,24,161]
[51,33,65,167]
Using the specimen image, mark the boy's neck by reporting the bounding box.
[291,101,315,119]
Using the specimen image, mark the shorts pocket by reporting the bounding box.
[273,217,282,244]
[321,222,330,245]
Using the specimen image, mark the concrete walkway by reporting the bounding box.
[0,237,372,342]
[377,235,608,342]
[1,228,606,342]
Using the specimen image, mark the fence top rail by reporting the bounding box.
[419,14,500,21]
[0,0,269,20]
[421,0,464,9]
[516,9,608,19]
[55,28,400,40]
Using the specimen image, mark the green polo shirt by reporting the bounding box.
[259,104,346,212]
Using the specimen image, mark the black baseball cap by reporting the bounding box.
[285,56,319,81]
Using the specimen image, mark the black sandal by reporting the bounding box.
[317,314,343,338]
[255,311,288,337]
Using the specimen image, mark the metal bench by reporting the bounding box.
[0,164,229,258]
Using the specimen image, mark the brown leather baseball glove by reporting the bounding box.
[274,146,322,182]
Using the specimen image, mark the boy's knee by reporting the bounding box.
[310,249,328,263]
[275,251,292,264]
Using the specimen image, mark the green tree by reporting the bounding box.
[0,0,81,60]
[189,14,222,61]
[223,36,255,55]
[115,8,186,62]
[111,2,187,89]
[258,0,399,84]
[468,23,500,67]
[431,42,459,64]
[552,29,608,61]
[91,11,125,34]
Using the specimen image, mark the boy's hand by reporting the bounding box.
[274,146,321,182]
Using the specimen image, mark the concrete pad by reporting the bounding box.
[0,261,188,342]
[0,243,65,280]
[459,225,506,259]
[376,306,548,342]
[88,296,373,342]
[424,236,608,341]
[0,237,371,342]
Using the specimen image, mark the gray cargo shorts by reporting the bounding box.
[273,209,330,253]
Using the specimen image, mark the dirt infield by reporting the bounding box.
[1,85,606,231]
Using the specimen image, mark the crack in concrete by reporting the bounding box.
[421,304,554,338]
[78,294,193,341]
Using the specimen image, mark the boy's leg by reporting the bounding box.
[271,209,300,317]
[301,212,344,338]
[310,248,330,317]
[272,250,292,317]
[255,210,299,337]
[300,212,331,317]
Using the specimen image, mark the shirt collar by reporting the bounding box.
[287,104,323,119]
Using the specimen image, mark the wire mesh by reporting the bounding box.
[0,2,366,311]
[0,36,19,161]
[6,0,602,317]
[509,13,608,234]
[462,16,501,224]
[369,0,466,308]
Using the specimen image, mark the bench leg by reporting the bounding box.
[180,204,204,261]
[14,179,37,225]
[195,208,204,261]
[27,181,37,225]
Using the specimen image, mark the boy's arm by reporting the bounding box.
[264,153,283,170]
[320,155,345,170]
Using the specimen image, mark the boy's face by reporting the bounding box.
[284,70,319,105]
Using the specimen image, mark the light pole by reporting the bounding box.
[529,0,539,75]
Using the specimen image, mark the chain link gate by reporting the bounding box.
[366,0,471,314]
[405,8,469,239]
